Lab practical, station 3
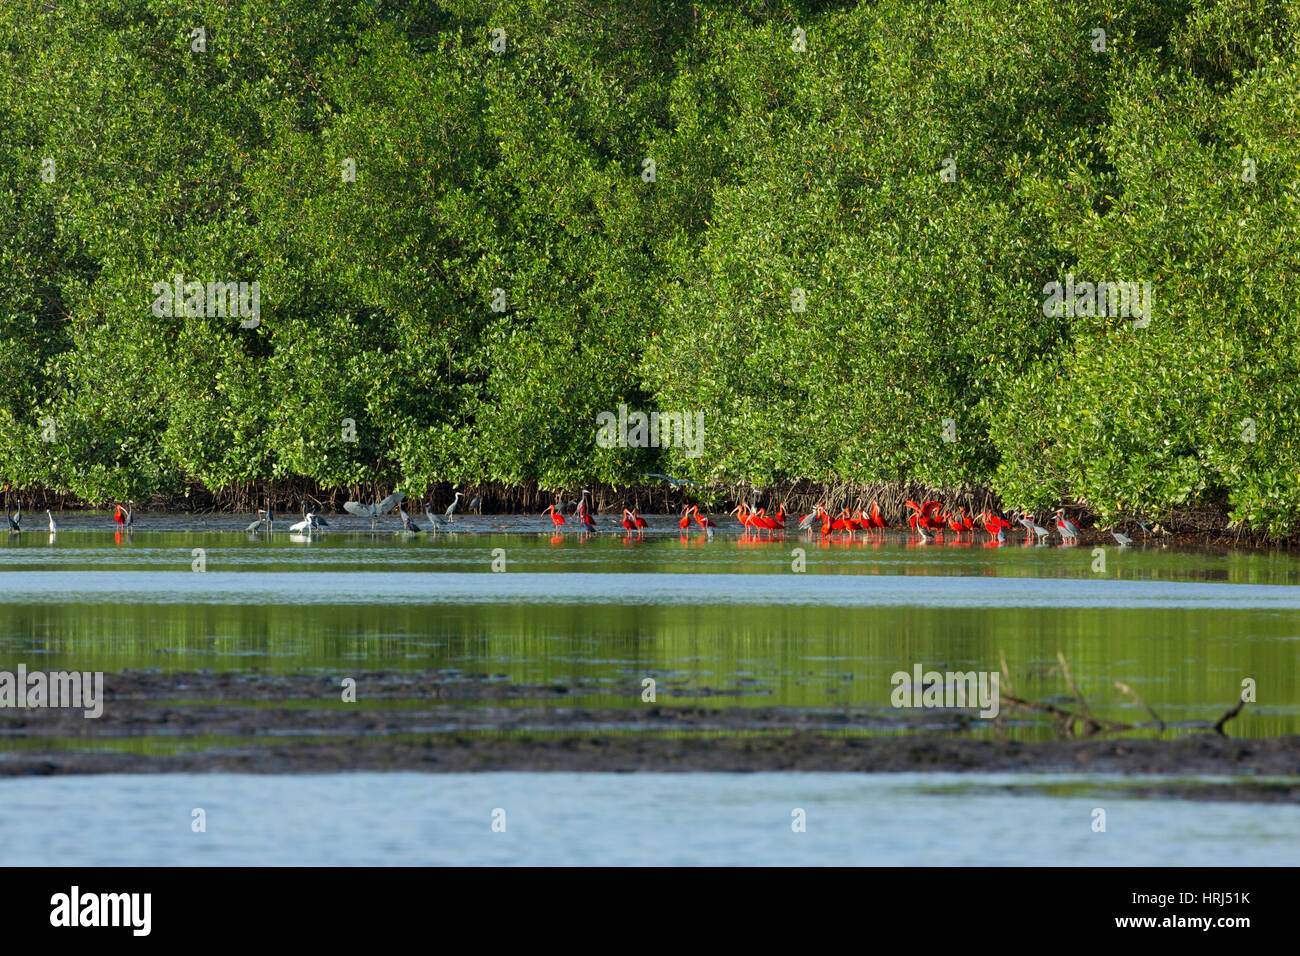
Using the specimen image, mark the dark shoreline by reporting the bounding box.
[2,671,1296,799]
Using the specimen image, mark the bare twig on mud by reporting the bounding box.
[1114,681,1166,733]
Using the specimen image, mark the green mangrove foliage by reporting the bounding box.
[1,0,1298,533]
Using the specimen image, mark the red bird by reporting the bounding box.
[869,500,889,529]
[680,506,693,530]
[632,508,648,529]
[578,502,597,532]
[693,506,716,531]
[621,509,636,531]
[543,504,565,529]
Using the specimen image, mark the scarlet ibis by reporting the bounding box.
[960,506,974,532]
[772,503,787,529]
[869,500,889,529]
[1055,508,1080,542]
[621,509,636,531]
[693,506,716,531]
[730,503,752,532]
[543,504,565,529]
[445,492,463,521]
[632,508,648,529]
[680,506,693,530]
[114,502,133,529]
[578,501,597,532]
[1103,525,1132,547]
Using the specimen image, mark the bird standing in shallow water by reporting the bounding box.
[398,505,421,533]
[468,494,481,515]
[46,509,56,532]
[1103,525,1132,547]
[5,507,19,532]
[445,492,463,522]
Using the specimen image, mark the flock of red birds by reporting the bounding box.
[540,497,1035,541]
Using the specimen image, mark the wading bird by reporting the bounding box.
[5,507,19,532]
[544,503,566,530]
[468,494,482,515]
[114,501,133,530]
[245,497,273,533]
[1103,525,1133,547]
[444,492,463,522]
[344,491,405,529]
[398,505,421,533]
[288,511,315,534]
[577,499,597,533]
[46,509,56,532]
[423,501,446,532]
[621,509,636,532]
[692,506,716,533]
[1055,508,1080,543]
[1018,511,1052,541]
[631,508,648,529]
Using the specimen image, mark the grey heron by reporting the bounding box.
[245,497,273,533]
[445,492,463,522]
[398,505,421,533]
[423,501,446,531]
[1104,525,1133,547]
[5,507,18,532]
[468,494,481,515]
[344,491,405,529]
[1054,508,1080,542]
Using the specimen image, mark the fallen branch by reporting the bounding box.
[1057,651,1093,722]
[1213,696,1248,737]
[1114,681,1166,733]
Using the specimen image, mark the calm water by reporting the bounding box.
[1,524,1297,737]
[1,771,1296,866]
[0,519,1297,865]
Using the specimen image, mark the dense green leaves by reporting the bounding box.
[1,0,1298,533]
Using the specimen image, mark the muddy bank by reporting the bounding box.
[1,671,1296,795]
